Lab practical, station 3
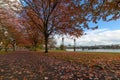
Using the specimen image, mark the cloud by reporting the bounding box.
[55,29,120,46]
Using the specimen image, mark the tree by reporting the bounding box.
[19,0,83,53]
[25,26,43,51]
[60,44,66,51]
[0,26,4,43]
[19,0,120,53]
[7,25,23,51]
[20,8,44,51]
[0,4,23,51]
[0,24,23,51]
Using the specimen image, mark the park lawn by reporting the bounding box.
[41,51,120,67]
[36,48,66,52]
[37,51,120,78]
[0,51,8,54]
[0,51,120,79]
[0,50,14,54]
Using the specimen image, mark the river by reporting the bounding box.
[66,49,120,53]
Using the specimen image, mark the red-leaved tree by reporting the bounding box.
[19,0,120,53]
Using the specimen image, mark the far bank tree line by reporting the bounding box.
[0,0,120,53]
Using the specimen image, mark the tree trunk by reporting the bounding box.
[34,45,36,51]
[45,36,48,53]
[32,45,36,51]
[5,45,8,52]
[34,44,37,51]
[11,43,15,51]
[12,44,15,51]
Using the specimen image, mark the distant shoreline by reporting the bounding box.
[66,49,120,53]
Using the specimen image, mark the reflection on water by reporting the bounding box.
[66,49,120,53]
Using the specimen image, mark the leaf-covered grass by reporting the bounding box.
[0,51,120,79]
[45,52,120,66]
[37,51,120,79]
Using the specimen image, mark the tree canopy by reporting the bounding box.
[18,0,120,53]
[0,0,120,52]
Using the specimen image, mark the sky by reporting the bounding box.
[55,19,120,46]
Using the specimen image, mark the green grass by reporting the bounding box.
[0,50,13,54]
[49,50,66,52]
[36,48,66,52]
[0,51,8,54]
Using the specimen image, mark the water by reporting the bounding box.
[66,49,120,53]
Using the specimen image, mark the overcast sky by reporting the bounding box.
[56,19,120,46]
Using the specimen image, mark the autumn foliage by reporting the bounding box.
[19,0,120,53]
[0,6,23,51]
[0,0,120,52]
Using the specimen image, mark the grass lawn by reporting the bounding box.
[0,50,13,54]
[41,51,120,66]
[0,51,7,54]
[37,50,120,65]
[0,51,120,79]
[37,51,120,79]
